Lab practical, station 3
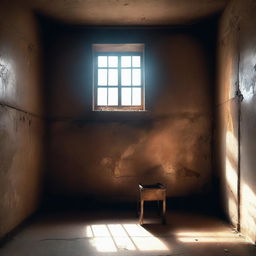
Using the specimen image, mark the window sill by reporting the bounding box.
[93,106,147,112]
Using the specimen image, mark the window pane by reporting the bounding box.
[98,69,107,85]
[108,69,118,86]
[108,88,118,106]
[132,69,141,85]
[108,56,118,67]
[132,88,141,106]
[97,88,107,105]
[121,69,131,86]
[121,56,131,67]
[98,56,107,67]
[132,56,141,67]
[121,88,132,106]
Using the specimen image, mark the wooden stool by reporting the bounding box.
[138,183,166,224]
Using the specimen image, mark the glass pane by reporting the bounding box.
[108,56,118,67]
[98,56,107,67]
[108,69,118,86]
[108,88,118,106]
[132,69,141,85]
[132,88,141,106]
[121,56,131,67]
[98,69,107,85]
[97,88,107,105]
[121,69,131,86]
[121,88,131,106]
[132,56,141,67]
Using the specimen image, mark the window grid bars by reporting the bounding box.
[96,54,143,107]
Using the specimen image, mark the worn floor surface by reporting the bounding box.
[0,210,255,256]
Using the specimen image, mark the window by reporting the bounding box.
[93,44,145,111]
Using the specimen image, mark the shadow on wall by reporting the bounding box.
[47,114,211,200]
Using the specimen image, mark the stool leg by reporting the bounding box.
[139,200,144,225]
[162,199,166,224]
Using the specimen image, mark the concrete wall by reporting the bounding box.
[42,22,216,202]
[0,3,44,238]
[215,0,240,229]
[216,0,256,243]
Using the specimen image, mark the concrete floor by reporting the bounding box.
[0,210,255,256]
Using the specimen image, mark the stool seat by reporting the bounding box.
[138,183,166,224]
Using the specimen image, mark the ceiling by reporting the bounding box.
[23,0,229,25]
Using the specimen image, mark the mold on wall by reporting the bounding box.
[0,3,45,238]
[42,23,216,202]
[216,0,256,243]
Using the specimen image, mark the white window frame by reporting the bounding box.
[92,44,145,111]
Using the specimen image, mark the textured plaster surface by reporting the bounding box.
[0,107,44,238]
[42,25,215,201]
[0,3,45,238]
[216,0,256,243]
[0,3,43,114]
[27,0,228,25]
[238,0,256,244]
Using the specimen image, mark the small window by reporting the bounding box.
[92,44,145,111]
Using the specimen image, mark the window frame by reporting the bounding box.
[93,50,145,111]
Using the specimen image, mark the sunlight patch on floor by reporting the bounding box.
[176,231,246,243]
[85,224,169,252]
